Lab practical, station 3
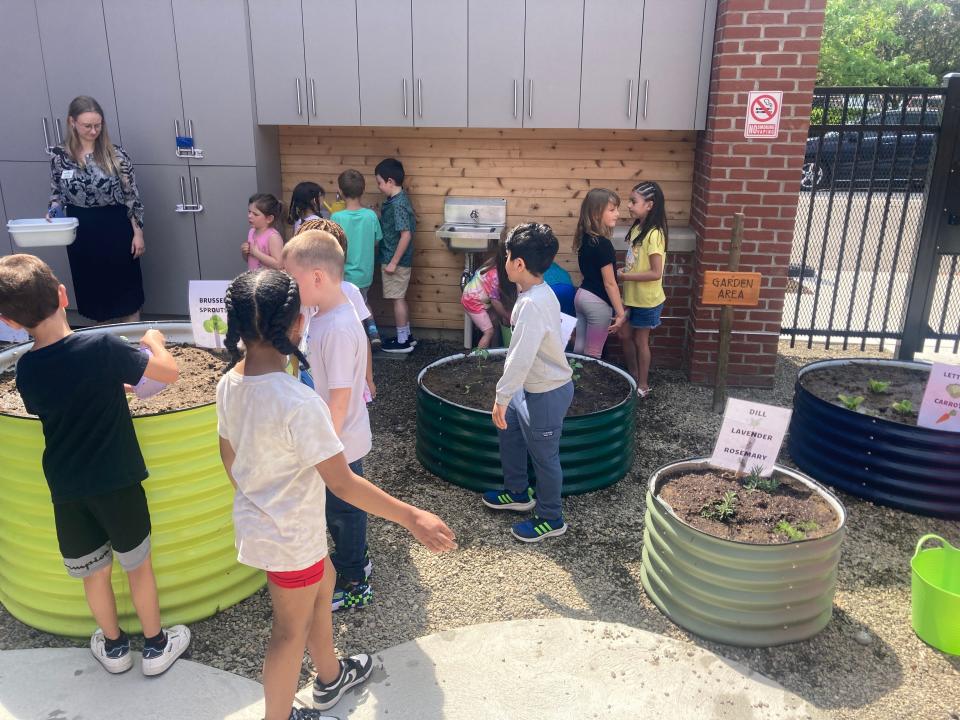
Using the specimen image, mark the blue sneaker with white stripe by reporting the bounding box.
[511,516,567,542]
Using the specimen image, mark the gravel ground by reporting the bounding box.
[1,340,958,719]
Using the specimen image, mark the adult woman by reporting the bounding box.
[47,96,145,323]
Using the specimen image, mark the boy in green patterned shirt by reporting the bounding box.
[375,158,417,353]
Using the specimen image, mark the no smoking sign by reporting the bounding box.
[744,90,783,139]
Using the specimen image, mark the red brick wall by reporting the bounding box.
[685,0,825,386]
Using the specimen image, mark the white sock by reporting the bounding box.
[397,325,410,344]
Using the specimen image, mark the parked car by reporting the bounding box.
[801,110,940,191]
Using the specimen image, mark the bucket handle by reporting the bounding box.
[913,534,956,558]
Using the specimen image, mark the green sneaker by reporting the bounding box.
[331,581,372,612]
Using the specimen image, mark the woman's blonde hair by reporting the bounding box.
[65,96,120,177]
[573,188,620,252]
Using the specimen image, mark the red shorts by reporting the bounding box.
[266,558,326,589]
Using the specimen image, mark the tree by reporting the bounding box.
[895,0,960,82]
[818,0,948,86]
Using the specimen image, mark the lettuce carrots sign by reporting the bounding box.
[917,363,960,431]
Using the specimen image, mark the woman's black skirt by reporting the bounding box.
[66,204,144,322]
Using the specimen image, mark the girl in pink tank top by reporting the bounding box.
[241,193,284,270]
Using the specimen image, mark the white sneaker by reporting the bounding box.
[141,625,191,676]
[90,628,134,674]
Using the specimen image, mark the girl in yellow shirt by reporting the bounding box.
[617,181,668,398]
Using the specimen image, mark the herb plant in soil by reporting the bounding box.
[657,466,840,544]
[421,351,632,416]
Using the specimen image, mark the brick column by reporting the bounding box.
[685,0,826,386]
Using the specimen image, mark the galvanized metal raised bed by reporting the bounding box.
[416,350,635,495]
[789,358,960,520]
[0,322,264,637]
[640,458,846,647]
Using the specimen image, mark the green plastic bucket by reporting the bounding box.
[911,534,960,655]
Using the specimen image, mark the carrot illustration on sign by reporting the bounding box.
[936,409,957,424]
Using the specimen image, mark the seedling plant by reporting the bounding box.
[700,491,738,523]
[569,359,584,389]
[866,379,890,394]
[775,520,820,541]
[837,394,865,411]
[890,399,913,415]
[742,463,780,493]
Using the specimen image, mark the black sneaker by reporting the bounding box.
[313,654,374,710]
[289,707,338,720]
[331,580,373,612]
[380,337,414,354]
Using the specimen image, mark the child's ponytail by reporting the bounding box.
[222,269,309,372]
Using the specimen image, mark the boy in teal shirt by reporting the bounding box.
[374,158,416,353]
[331,169,383,344]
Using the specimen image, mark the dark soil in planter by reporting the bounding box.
[657,468,840,544]
[800,363,928,426]
[421,354,631,416]
[0,344,228,418]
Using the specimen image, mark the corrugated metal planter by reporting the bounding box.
[640,458,846,647]
[416,351,635,494]
[0,322,264,637]
[789,358,960,519]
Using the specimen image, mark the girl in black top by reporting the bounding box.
[573,188,627,358]
[47,96,145,323]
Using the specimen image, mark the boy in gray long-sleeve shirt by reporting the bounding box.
[482,223,574,542]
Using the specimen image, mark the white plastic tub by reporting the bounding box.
[7,218,79,248]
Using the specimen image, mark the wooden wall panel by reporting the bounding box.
[279,127,695,330]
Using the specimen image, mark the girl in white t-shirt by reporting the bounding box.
[216,269,456,720]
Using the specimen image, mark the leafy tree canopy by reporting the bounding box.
[818,0,956,86]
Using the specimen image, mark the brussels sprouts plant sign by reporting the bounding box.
[709,398,792,476]
[189,280,230,349]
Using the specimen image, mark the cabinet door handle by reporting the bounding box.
[402,78,408,118]
[55,118,63,145]
[174,119,181,139]
[193,176,202,209]
[176,175,203,212]
[42,117,52,153]
[642,79,649,120]
[627,79,634,119]
[310,78,317,117]
[179,175,187,206]
[417,78,423,118]
[296,78,302,116]
[527,79,533,119]
[188,119,194,139]
[513,80,518,119]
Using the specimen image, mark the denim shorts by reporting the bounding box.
[628,303,664,329]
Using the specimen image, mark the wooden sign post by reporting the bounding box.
[701,214,762,412]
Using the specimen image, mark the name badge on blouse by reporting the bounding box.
[60,170,75,180]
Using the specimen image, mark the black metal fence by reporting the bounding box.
[782,85,953,352]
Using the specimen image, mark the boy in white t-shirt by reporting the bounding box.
[283,230,376,611]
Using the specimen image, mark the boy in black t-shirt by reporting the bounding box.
[0,254,191,676]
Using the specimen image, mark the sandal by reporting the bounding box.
[637,386,651,398]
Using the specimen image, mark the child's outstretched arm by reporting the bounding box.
[139,329,179,384]
[317,453,456,553]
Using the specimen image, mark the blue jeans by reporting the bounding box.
[498,382,574,521]
[325,459,368,584]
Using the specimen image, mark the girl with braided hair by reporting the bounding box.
[216,269,456,720]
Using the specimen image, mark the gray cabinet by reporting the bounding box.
[357,0,413,127]
[638,0,709,130]
[303,1,361,126]
[35,0,121,146]
[412,0,467,127]
[249,0,308,126]
[468,0,525,128]
[0,183,12,257]
[174,0,257,165]
[135,165,200,315]
[522,0,584,128]
[0,3,54,161]
[191,166,259,282]
[103,0,186,166]
[579,0,643,129]
[0,161,76,300]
